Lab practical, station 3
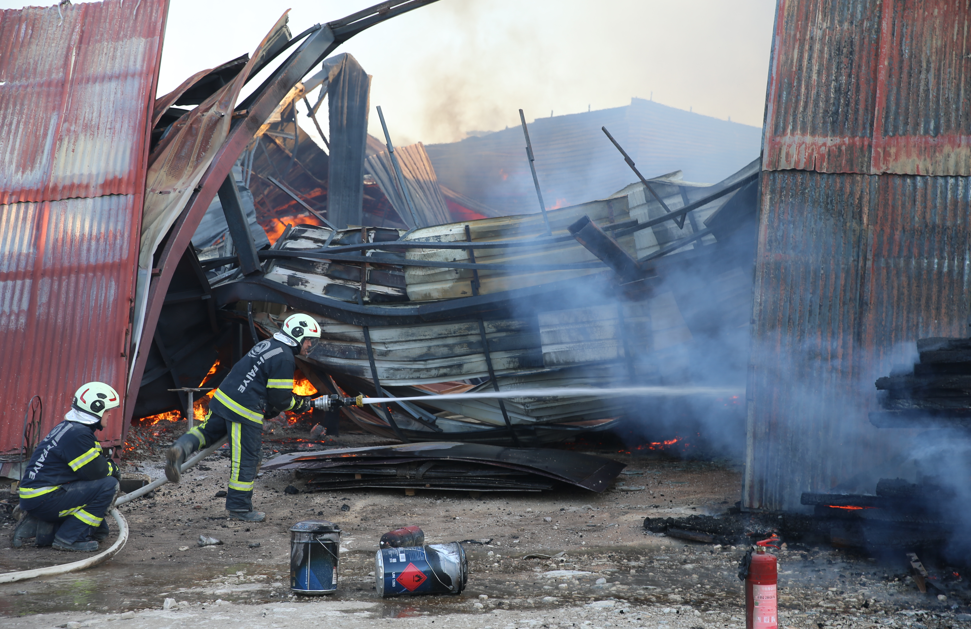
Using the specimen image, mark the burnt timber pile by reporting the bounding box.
[786,336,971,550]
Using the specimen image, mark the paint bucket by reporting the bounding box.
[289,520,341,595]
[375,542,468,597]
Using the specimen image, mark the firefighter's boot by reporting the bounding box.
[164,436,195,483]
[91,520,110,542]
[11,513,39,548]
[228,510,266,522]
[35,520,55,547]
[52,536,99,552]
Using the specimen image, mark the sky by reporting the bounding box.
[1,0,778,146]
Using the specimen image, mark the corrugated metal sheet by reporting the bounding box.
[746,172,971,512]
[0,0,167,205]
[763,0,971,176]
[762,0,882,173]
[0,0,166,456]
[871,0,971,175]
[366,142,453,228]
[750,0,971,511]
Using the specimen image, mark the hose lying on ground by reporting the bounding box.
[0,436,229,583]
[116,437,228,506]
[0,507,129,584]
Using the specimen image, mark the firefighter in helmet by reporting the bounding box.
[163,313,321,522]
[13,382,122,552]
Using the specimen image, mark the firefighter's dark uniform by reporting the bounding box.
[171,336,304,512]
[18,418,121,545]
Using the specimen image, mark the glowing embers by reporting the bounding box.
[618,437,688,455]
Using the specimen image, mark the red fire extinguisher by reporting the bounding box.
[739,534,779,629]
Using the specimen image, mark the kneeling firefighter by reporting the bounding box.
[164,313,325,522]
[13,382,122,552]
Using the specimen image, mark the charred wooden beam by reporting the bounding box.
[869,409,971,429]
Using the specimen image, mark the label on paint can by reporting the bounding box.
[375,543,466,598]
[752,583,777,629]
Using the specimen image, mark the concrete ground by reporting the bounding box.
[1,421,969,628]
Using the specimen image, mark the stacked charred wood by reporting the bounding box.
[795,337,971,551]
[871,337,971,428]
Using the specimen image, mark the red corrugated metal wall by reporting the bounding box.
[747,0,971,511]
[0,0,167,456]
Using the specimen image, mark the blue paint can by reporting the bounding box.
[375,542,468,598]
[289,520,341,595]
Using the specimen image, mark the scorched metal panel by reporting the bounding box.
[763,0,971,176]
[870,0,971,175]
[0,0,167,457]
[762,0,883,173]
[745,170,971,512]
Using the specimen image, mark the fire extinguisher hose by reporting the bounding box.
[0,436,228,584]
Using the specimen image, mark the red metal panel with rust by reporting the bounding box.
[0,0,167,456]
[763,0,971,176]
[0,0,167,205]
[870,0,971,175]
[762,0,883,173]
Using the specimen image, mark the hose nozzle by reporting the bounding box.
[311,394,363,411]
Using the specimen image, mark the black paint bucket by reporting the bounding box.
[375,542,467,597]
[290,520,341,595]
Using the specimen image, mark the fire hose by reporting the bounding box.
[0,437,228,584]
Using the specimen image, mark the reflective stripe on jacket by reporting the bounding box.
[209,337,298,423]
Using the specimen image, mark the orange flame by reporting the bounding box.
[549,198,569,210]
[199,359,220,387]
[140,409,181,426]
[293,375,318,397]
[261,215,322,245]
[138,360,220,425]
[826,505,873,510]
[618,437,685,455]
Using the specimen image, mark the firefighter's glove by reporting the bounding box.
[291,396,313,414]
[107,459,122,482]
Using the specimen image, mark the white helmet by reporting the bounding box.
[282,313,321,342]
[70,382,120,423]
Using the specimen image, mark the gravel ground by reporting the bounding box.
[2,420,970,628]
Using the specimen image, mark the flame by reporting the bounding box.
[499,168,509,181]
[549,198,568,210]
[261,215,321,245]
[283,372,318,425]
[825,505,873,510]
[137,360,220,425]
[199,359,220,387]
[140,409,181,426]
[618,437,686,455]
[293,375,318,396]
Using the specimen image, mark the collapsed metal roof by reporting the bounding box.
[0,0,167,458]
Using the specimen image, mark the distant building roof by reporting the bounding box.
[425,97,761,216]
